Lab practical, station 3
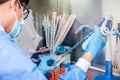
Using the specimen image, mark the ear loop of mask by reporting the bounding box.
[13,8,18,21]
[17,0,24,24]
[13,7,24,25]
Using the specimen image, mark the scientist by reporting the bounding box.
[0,0,106,80]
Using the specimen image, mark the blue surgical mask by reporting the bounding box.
[9,20,23,38]
[9,7,24,39]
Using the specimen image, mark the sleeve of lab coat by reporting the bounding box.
[0,31,47,80]
[59,65,88,80]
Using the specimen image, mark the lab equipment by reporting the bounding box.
[50,12,57,54]
[42,13,76,55]
[46,63,92,80]
[43,12,57,53]
[82,16,113,53]
[48,66,67,80]
[95,35,119,80]
[37,57,57,74]
[55,13,69,45]
[55,14,76,47]
[116,30,120,71]
[42,17,47,46]
[44,16,50,47]
[52,16,113,66]
[31,47,50,66]
[113,23,120,71]
[113,23,120,37]
[42,15,51,48]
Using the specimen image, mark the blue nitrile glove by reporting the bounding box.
[37,57,57,74]
[54,46,71,54]
[83,25,107,58]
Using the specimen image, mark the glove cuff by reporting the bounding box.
[75,58,91,72]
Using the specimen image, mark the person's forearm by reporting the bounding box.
[81,52,93,62]
[75,52,93,72]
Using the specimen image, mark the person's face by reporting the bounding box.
[4,0,24,33]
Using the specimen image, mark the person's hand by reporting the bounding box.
[54,46,71,54]
[83,25,107,58]
[37,57,57,74]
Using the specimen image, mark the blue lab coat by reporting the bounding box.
[59,65,88,80]
[0,24,87,80]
